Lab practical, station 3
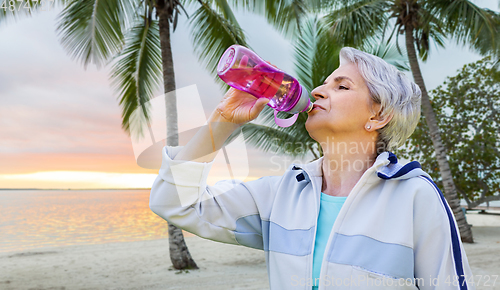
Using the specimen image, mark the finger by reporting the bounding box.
[222,87,236,100]
[249,98,270,119]
[265,60,278,69]
[240,55,249,68]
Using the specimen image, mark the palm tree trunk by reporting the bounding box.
[405,25,473,243]
[157,0,199,269]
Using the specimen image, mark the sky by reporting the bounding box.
[0,1,498,189]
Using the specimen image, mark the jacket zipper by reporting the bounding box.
[304,170,320,290]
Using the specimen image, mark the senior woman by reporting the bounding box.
[150,47,474,289]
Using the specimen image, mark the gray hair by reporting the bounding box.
[339,47,422,152]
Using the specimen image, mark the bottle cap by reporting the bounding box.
[288,85,311,114]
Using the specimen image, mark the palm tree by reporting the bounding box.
[0,0,247,269]
[310,0,500,243]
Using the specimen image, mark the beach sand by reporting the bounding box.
[1,212,499,290]
[0,236,269,290]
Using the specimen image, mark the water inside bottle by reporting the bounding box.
[221,66,301,112]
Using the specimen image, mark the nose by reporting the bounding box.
[311,86,326,100]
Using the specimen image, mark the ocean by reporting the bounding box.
[0,189,179,253]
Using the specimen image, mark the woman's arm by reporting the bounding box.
[150,87,277,248]
[413,177,476,290]
[174,87,270,163]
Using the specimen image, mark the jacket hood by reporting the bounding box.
[295,151,430,181]
[376,152,431,180]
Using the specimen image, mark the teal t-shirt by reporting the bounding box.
[312,193,347,289]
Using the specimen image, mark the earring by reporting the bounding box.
[366,125,371,130]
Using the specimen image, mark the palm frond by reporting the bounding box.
[244,104,319,158]
[188,0,247,89]
[56,0,131,69]
[232,0,312,39]
[294,16,342,93]
[211,0,240,27]
[465,9,500,57]
[309,19,343,89]
[240,122,318,158]
[363,37,409,71]
[293,16,320,92]
[493,58,500,70]
[438,1,500,57]
[323,0,389,48]
[414,4,447,61]
[109,16,162,139]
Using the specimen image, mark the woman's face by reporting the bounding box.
[305,62,378,143]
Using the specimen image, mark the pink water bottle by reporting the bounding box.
[217,45,313,127]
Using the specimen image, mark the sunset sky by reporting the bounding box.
[0,1,497,189]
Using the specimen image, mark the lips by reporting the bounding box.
[311,103,326,111]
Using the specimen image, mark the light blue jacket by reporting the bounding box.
[150,146,475,289]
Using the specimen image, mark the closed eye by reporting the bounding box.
[339,85,349,90]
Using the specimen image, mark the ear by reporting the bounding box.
[365,104,393,132]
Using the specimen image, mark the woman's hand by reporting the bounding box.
[211,60,278,125]
[176,61,275,162]
[213,88,270,125]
